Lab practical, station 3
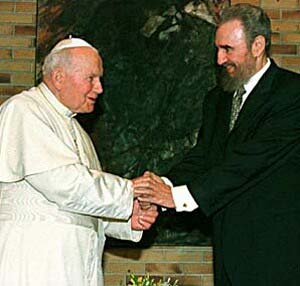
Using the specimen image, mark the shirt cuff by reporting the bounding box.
[161,177,198,212]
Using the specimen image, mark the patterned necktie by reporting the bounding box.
[229,86,246,132]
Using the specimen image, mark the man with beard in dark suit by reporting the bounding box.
[133,3,300,286]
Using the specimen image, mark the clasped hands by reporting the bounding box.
[131,171,176,230]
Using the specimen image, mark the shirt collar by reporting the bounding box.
[243,58,271,95]
[38,82,77,118]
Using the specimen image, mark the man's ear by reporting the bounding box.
[251,35,266,58]
[51,68,65,90]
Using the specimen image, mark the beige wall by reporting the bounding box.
[0,1,36,104]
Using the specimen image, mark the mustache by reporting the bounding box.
[221,62,236,69]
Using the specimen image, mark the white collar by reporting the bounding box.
[38,82,76,118]
[243,58,271,95]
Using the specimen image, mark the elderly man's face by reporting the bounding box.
[59,47,103,113]
[215,19,257,92]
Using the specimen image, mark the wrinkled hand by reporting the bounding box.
[132,171,175,208]
[131,199,158,230]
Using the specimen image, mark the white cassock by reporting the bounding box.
[0,83,142,286]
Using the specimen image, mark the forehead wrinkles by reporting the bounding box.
[216,20,247,46]
[69,50,102,75]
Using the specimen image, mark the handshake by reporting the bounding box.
[130,171,175,231]
[133,171,175,209]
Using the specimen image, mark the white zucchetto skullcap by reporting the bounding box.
[50,36,94,53]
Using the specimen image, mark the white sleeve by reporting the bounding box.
[103,218,142,242]
[26,164,134,220]
[162,177,198,212]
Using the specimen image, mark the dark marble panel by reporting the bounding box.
[37,0,227,245]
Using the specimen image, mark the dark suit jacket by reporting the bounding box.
[168,60,300,285]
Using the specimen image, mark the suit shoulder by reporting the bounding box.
[203,85,229,106]
[205,85,222,99]
[273,66,300,88]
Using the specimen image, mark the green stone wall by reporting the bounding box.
[38,0,218,245]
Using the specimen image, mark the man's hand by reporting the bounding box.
[132,171,175,208]
[131,199,158,230]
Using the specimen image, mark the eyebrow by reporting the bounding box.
[217,44,233,50]
[89,72,103,78]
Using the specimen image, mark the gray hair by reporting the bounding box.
[42,49,73,77]
[218,4,272,56]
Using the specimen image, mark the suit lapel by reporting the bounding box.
[210,90,233,160]
[218,90,233,134]
[231,60,279,132]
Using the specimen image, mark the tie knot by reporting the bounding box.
[235,86,246,98]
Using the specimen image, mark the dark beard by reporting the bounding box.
[217,56,256,93]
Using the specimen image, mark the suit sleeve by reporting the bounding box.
[167,88,218,186]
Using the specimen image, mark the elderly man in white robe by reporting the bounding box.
[0,37,158,286]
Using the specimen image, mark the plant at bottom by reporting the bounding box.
[128,273,178,286]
